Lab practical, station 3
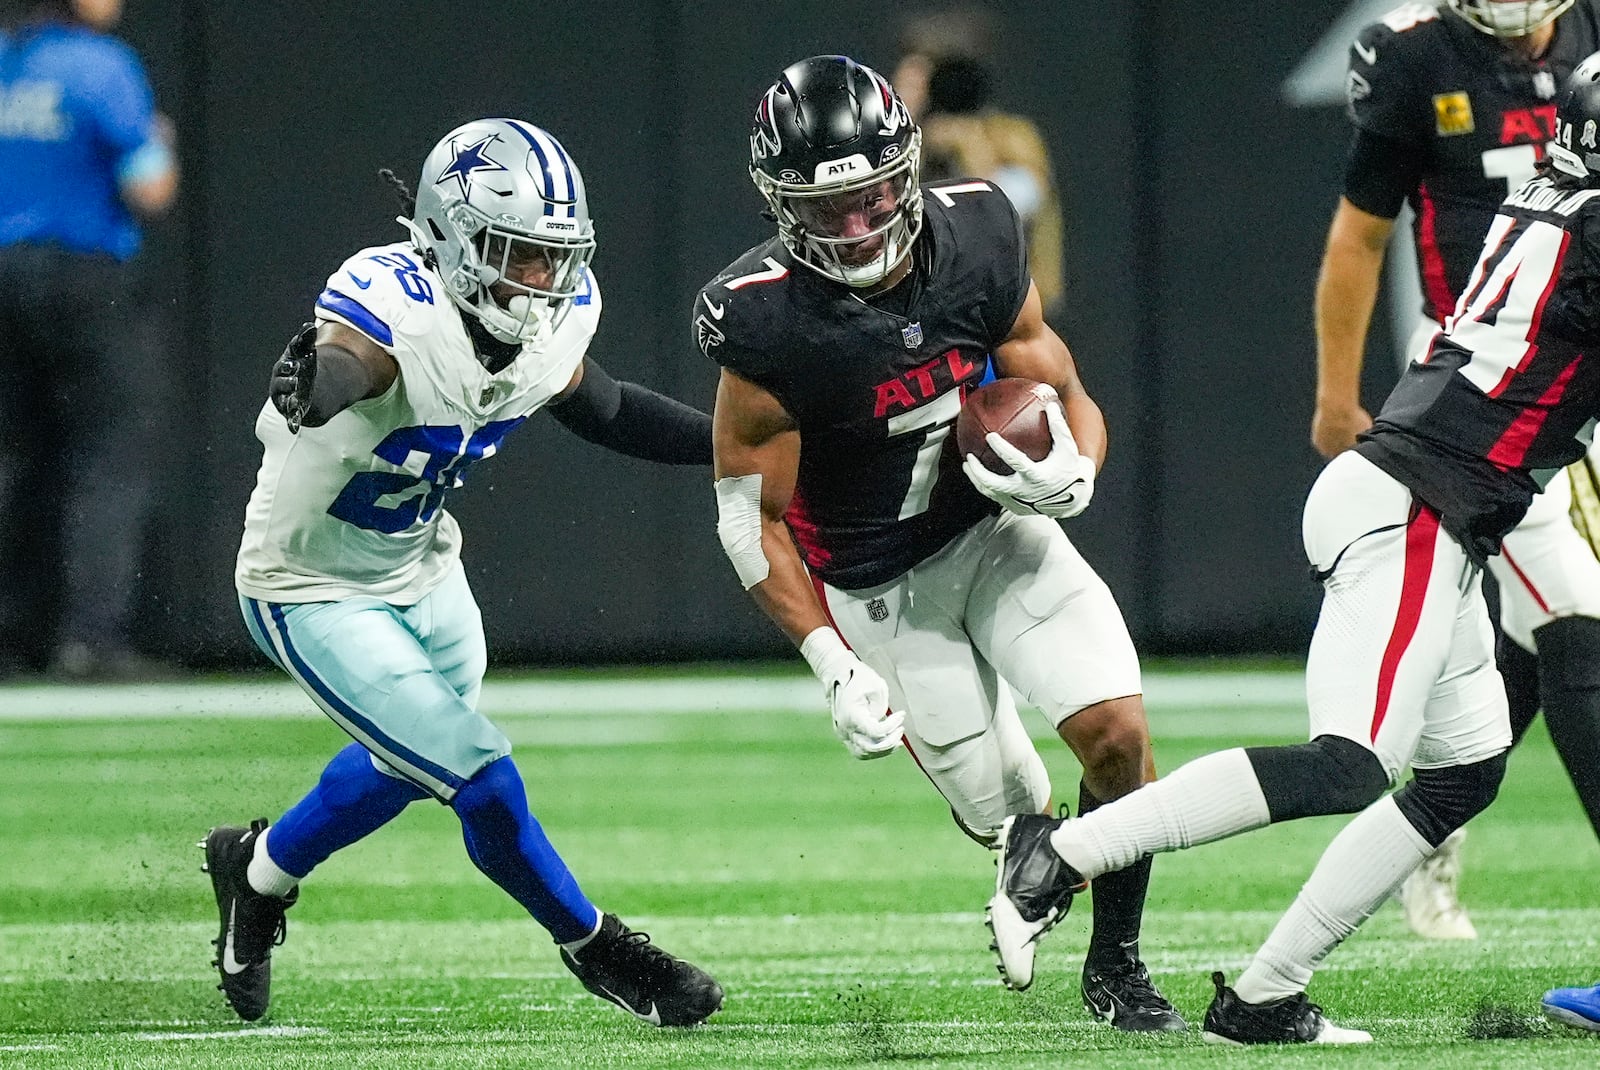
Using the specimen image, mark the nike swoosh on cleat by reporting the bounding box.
[221,902,249,975]
[596,984,661,1025]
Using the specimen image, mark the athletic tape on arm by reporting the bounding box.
[715,474,770,589]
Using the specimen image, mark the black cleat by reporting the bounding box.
[1082,958,1187,1032]
[561,913,723,1027]
[985,813,1086,991]
[1201,971,1371,1045]
[203,819,297,1022]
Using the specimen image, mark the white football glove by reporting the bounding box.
[962,401,1097,519]
[799,627,906,760]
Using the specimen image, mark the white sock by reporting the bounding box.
[558,909,605,953]
[1234,795,1431,1004]
[246,826,300,898]
[1048,748,1270,879]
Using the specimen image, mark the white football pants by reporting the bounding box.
[1303,452,1512,781]
[1405,317,1600,651]
[813,510,1142,841]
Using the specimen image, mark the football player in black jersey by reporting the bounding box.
[995,56,1600,1045]
[702,55,1182,1033]
[1313,0,1600,940]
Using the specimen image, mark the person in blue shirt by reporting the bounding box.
[0,0,177,679]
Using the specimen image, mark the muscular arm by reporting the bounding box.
[1313,198,1395,457]
[290,322,399,429]
[546,357,712,465]
[711,369,830,645]
[991,280,1107,469]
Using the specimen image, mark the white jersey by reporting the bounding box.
[236,241,600,603]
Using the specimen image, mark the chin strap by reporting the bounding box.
[461,310,522,373]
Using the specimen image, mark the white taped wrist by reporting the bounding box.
[799,626,852,683]
[714,474,769,589]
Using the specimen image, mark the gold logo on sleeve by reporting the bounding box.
[1434,92,1474,136]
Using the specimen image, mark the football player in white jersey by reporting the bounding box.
[206,119,722,1027]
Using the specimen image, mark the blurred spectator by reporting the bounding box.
[893,7,1065,322]
[0,0,177,679]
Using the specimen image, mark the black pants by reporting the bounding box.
[0,244,166,661]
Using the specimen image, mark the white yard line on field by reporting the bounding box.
[133,1026,328,1042]
[0,670,1306,722]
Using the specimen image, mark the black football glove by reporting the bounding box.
[269,322,318,433]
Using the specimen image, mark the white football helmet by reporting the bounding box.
[1447,0,1575,37]
[407,119,596,348]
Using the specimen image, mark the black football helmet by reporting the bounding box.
[749,55,922,287]
[1549,52,1600,183]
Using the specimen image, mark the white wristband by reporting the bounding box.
[799,626,852,682]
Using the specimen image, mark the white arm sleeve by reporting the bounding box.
[714,474,770,590]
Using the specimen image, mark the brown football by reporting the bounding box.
[956,377,1058,476]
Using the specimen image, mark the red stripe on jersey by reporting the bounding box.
[1371,505,1440,743]
[785,485,832,570]
[1488,230,1572,398]
[1417,184,1456,322]
[807,570,846,638]
[1500,546,1551,613]
[1485,354,1584,470]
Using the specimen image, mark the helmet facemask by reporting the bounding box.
[427,201,594,347]
[753,131,924,288]
[1448,0,1575,37]
[409,119,597,354]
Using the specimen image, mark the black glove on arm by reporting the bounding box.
[269,323,318,433]
[268,321,387,432]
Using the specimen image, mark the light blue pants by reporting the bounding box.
[240,561,510,800]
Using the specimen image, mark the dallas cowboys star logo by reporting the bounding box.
[435,134,507,199]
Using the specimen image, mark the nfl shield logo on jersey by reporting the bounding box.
[867,597,889,623]
[901,321,923,349]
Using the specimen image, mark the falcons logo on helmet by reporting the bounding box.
[751,89,783,161]
[868,70,909,137]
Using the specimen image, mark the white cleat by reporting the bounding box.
[1400,827,1476,940]
[985,814,1085,991]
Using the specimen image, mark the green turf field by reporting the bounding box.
[2,665,1598,1068]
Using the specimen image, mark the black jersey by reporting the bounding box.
[1357,174,1600,560]
[1348,1,1600,321]
[698,181,1029,590]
